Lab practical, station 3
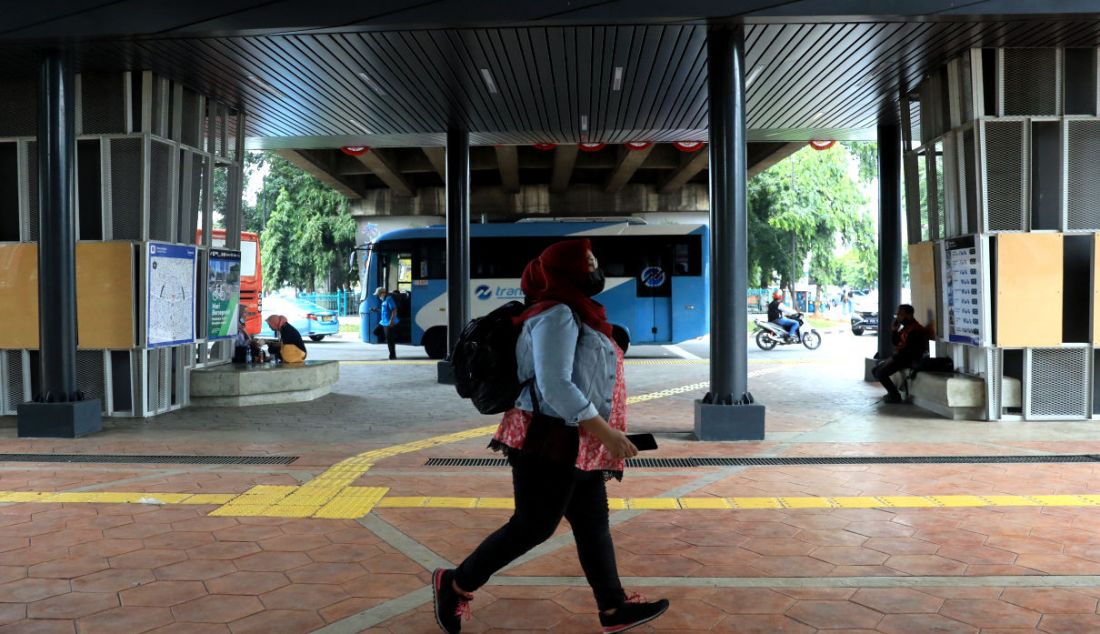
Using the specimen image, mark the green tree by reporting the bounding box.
[748,145,875,292]
[253,152,358,292]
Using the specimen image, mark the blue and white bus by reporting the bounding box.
[361,220,709,358]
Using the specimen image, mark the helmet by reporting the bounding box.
[772,291,783,301]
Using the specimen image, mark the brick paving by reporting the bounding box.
[2,346,1100,631]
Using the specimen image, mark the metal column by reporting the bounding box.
[694,26,765,441]
[437,128,470,384]
[877,123,903,361]
[17,50,102,437]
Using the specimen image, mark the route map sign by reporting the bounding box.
[207,249,242,340]
[147,242,197,347]
[944,235,982,346]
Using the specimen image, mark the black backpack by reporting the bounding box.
[452,301,528,415]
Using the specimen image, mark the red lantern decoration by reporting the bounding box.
[340,146,370,156]
[673,141,705,153]
[808,140,836,151]
[625,142,653,151]
[532,143,557,151]
[578,142,607,152]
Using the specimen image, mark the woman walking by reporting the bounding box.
[433,239,669,633]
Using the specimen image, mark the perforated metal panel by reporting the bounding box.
[75,350,105,407]
[5,351,24,414]
[148,139,173,241]
[0,79,36,137]
[25,141,37,241]
[226,109,239,161]
[181,88,201,149]
[1026,348,1090,420]
[961,127,979,233]
[985,347,1002,421]
[909,99,922,149]
[158,347,171,411]
[110,138,143,240]
[79,73,127,135]
[1002,48,1060,116]
[982,120,1027,231]
[1066,119,1100,230]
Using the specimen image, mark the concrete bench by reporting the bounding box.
[890,370,1022,420]
[190,360,339,407]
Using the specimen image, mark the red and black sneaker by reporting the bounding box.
[599,593,670,633]
[432,568,473,633]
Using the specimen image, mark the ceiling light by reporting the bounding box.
[581,115,589,132]
[348,118,370,134]
[746,66,764,87]
[357,72,386,96]
[479,68,498,94]
[811,112,825,122]
[246,75,285,98]
[612,66,624,91]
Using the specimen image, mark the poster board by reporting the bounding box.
[146,242,197,348]
[76,242,136,349]
[996,233,1062,347]
[907,241,938,338]
[943,235,983,346]
[207,248,241,340]
[0,244,39,349]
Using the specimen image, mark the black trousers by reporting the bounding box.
[873,357,906,397]
[383,325,396,359]
[453,453,626,611]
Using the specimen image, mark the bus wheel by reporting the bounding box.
[309,335,325,342]
[423,326,448,360]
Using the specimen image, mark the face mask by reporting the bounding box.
[583,269,606,297]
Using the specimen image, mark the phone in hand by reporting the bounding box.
[626,433,658,451]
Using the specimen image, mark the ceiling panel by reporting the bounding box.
[3,17,1100,147]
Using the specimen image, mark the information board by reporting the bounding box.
[944,235,982,346]
[207,248,242,340]
[147,242,197,347]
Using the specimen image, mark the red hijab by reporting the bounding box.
[515,239,613,337]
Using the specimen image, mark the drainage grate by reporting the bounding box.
[0,454,298,465]
[425,455,1100,468]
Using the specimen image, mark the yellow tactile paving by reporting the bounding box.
[314,487,390,519]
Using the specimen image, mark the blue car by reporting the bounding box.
[258,295,340,341]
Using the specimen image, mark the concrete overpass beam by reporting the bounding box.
[605,144,654,193]
[422,147,446,180]
[550,144,579,193]
[355,149,415,197]
[494,145,520,193]
[659,147,709,194]
[273,149,362,199]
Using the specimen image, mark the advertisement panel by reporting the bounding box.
[207,248,242,340]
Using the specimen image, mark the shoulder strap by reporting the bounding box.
[526,309,585,417]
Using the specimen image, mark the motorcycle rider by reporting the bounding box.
[767,290,801,341]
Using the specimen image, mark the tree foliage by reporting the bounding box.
[748,144,876,291]
[248,152,358,292]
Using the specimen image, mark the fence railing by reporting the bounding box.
[297,291,360,316]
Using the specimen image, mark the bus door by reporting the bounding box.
[635,246,673,344]
[371,250,413,344]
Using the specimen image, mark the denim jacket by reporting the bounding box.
[514,304,617,425]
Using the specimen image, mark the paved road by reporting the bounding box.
[307,324,878,364]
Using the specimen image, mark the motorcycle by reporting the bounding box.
[753,313,821,351]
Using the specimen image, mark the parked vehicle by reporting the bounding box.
[753,313,821,351]
[258,295,340,341]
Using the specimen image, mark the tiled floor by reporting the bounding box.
[4,351,1100,632]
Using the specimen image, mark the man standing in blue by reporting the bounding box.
[375,287,399,360]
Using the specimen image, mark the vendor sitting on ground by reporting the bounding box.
[265,314,307,363]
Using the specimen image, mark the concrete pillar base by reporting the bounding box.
[437,360,455,385]
[17,399,102,438]
[694,400,765,441]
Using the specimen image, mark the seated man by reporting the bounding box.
[767,290,800,340]
[232,315,260,363]
[872,304,931,403]
[265,314,307,364]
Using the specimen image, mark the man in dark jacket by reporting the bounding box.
[872,304,930,403]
